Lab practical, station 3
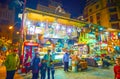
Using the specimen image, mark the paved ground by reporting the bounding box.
[0,66,23,79]
[0,66,114,79]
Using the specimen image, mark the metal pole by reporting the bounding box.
[21,0,26,42]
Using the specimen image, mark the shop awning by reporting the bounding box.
[25,8,86,28]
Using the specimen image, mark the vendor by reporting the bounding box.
[70,51,80,72]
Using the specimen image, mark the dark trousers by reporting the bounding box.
[51,70,55,79]
[41,70,46,79]
[32,73,39,79]
[6,70,16,79]
[25,66,29,73]
[64,62,69,71]
[47,67,50,79]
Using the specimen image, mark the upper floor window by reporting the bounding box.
[96,5,99,9]
[111,23,119,29]
[107,0,115,3]
[90,16,93,22]
[110,14,118,21]
[96,13,101,20]
[0,28,1,32]
[109,7,117,12]
[89,9,92,12]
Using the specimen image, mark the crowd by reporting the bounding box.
[22,49,55,79]
[1,46,120,79]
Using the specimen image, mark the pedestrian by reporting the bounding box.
[24,49,31,74]
[4,49,20,79]
[114,57,120,79]
[50,60,55,79]
[63,49,70,72]
[44,49,53,79]
[31,53,40,79]
[40,59,47,79]
[32,48,39,60]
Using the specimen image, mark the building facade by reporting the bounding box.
[0,3,15,40]
[37,0,71,18]
[84,0,120,29]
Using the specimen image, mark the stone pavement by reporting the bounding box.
[20,66,114,79]
[0,66,23,79]
[0,65,114,79]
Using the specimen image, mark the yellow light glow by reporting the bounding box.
[9,26,13,30]
[26,12,83,27]
[16,32,20,34]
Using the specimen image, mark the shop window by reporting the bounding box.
[110,14,118,21]
[109,7,117,12]
[111,23,119,29]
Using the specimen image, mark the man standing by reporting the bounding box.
[63,49,70,72]
[44,49,53,79]
[31,53,40,79]
[5,49,20,79]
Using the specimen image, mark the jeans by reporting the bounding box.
[41,70,46,79]
[6,70,16,79]
[47,67,50,79]
[32,73,39,79]
[64,62,69,71]
[51,70,55,79]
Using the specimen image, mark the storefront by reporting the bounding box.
[20,8,88,68]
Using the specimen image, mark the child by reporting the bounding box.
[50,60,55,79]
[40,59,47,79]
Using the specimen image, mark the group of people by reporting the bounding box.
[25,49,55,79]
[4,48,55,79]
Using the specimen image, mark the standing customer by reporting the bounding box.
[114,57,120,79]
[4,49,20,79]
[50,60,55,79]
[44,49,53,79]
[40,59,47,79]
[31,53,40,79]
[63,49,70,72]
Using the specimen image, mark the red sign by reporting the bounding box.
[24,42,39,46]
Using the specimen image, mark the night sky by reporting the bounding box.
[60,0,86,18]
[26,0,86,18]
[0,0,86,18]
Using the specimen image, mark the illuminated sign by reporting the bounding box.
[24,42,39,46]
